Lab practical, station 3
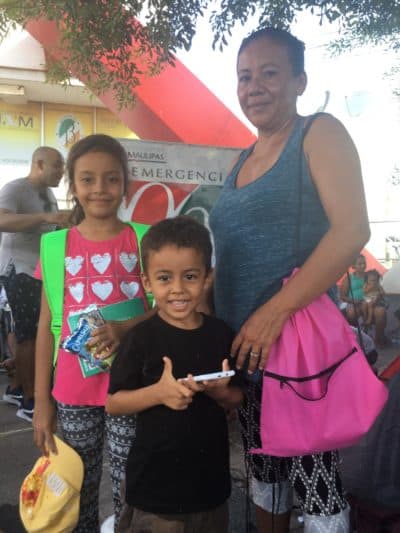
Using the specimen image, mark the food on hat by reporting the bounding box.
[20,458,50,516]
[20,435,84,532]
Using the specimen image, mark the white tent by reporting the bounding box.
[382,262,400,294]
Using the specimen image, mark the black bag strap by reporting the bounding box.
[252,113,327,310]
[294,112,327,263]
[295,115,366,354]
[346,271,367,354]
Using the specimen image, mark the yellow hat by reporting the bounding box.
[19,435,84,533]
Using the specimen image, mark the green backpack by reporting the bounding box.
[40,222,151,366]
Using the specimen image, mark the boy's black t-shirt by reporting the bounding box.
[108,313,236,514]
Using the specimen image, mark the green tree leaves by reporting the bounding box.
[0,0,398,108]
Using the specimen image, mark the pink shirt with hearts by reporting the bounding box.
[37,225,148,406]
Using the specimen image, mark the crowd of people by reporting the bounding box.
[0,26,396,533]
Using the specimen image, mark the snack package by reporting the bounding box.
[62,305,115,373]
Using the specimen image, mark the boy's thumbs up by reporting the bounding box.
[162,356,173,376]
[158,356,194,410]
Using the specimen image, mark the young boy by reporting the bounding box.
[106,216,243,533]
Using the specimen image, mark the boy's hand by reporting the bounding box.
[201,360,243,409]
[201,359,232,391]
[181,359,233,396]
[179,375,206,394]
[157,357,194,410]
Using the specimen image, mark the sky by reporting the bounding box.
[0,11,399,260]
[177,10,400,262]
[177,10,397,126]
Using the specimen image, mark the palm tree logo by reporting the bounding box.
[56,115,83,150]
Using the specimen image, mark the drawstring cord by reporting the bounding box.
[245,452,252,533]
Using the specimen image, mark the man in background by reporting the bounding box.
[0,146,69,421]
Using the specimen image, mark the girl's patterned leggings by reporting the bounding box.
[57,403,136,533]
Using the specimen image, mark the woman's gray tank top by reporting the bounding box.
[209,116,329,333]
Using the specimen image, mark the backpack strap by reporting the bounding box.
[40,228,68,367]
[41,222,152,369]
[127,222,148,271]
[127,221,154,308]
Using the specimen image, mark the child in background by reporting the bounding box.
[33,134,153,531]
[340,254,368,324]
[106,216,243,533]
[364,269,386,328]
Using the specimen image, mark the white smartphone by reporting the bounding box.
[182,370,235,382]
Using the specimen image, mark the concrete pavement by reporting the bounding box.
[0,369,258,533]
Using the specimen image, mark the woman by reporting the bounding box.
[209,28,370,532]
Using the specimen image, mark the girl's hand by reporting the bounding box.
[232,297,290,374]
[87,321,123,357]
[33,398,57,456]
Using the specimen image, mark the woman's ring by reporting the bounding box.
[250,351,259,358]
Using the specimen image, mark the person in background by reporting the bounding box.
[209,28,370,532]
[340,256,387,345]
[107,216,243,533]
[0,146,68,421]
[350,325,378,367]
[363,269,387,334]
[340,254,368,325]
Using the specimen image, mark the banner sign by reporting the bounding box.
[0,102,41,177]
[118,138,242,227]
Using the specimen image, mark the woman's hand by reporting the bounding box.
[232,297,291,374]
[33,398,57,456]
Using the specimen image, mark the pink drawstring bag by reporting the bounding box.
[251,270,388,457]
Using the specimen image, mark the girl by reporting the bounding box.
[33,134,153,532]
